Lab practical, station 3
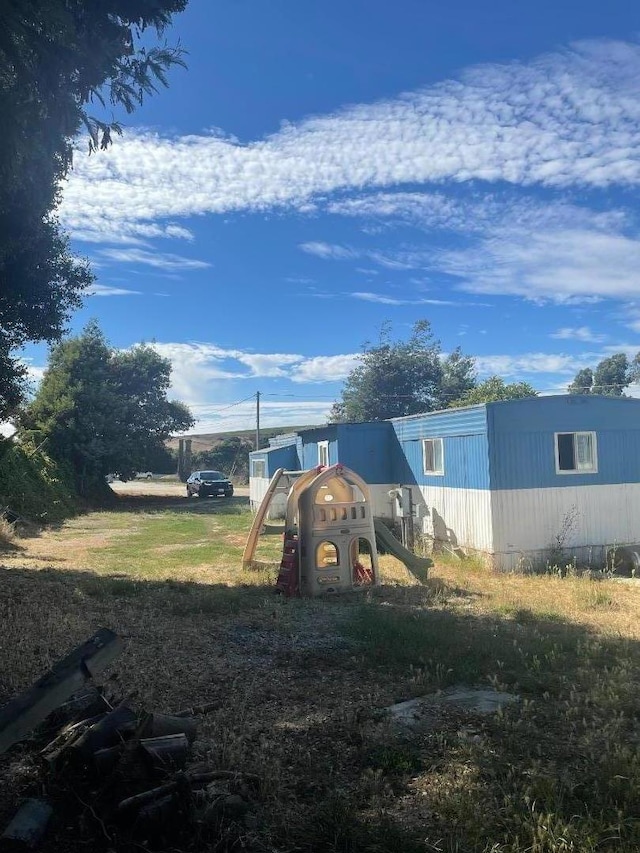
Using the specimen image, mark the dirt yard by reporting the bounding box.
[2,486,640,852]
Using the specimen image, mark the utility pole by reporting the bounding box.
[255,391,261,451]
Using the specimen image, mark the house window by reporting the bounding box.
[318,440,329,467]
[252,460,266,478]
[555,432,597,474]
[422,438,444,475]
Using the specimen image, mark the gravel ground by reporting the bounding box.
[110,479,249,498]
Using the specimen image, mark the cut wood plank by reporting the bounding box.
[0,628,123,755]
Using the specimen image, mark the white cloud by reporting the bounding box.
[144,342,359,405]
[327,191,627,235]
[186,400,330,434]
[290,355,360,383]
[351,292,458,306]
[474,352,591,377]
[440,228,640,302]
[550,326,606,343]
[299,242,357,260]
[99,248,210,271]
[87,284,142,296]
[60,40,640,244]
[70,222,195,246]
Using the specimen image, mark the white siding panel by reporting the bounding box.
[250,476,288,517]
[250,476,270,512]
[492,484,640,570]
[418,486,493,552]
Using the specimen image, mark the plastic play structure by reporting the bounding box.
[243,463,431,597]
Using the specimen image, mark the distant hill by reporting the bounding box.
[166,424,322,452]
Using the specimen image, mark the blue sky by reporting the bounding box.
[32,0,640,432]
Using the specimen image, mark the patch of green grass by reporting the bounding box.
[84,509,252,578]
[342,601,585,694]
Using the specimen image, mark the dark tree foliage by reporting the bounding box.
[22,323,194,496]
[0,0,187,419]
[569,353,640,397]
[329,321,477,422]
[568,368,594,395]
[450,376,537,407]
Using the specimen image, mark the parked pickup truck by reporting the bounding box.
[135,471,153,480]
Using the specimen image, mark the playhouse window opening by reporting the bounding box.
[422,438,444,475]
[317,541,339,568]
[555,431,597,473]
[252,460,266,478]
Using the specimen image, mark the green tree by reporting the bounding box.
[0,0,187,420]
[450,376,537,407]
[592,354,628,396]
[568,354,633,396]
[22,323,194,496]
[568,368,594,395]
[329,321,476,422]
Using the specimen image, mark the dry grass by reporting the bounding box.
[2,496,640,851]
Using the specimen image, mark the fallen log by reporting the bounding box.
[0,628,123,755]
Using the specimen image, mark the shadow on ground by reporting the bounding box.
[1,550,640,850]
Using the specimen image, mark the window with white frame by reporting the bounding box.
[252,460,266,478]
[422,438,444,475]
[555,431,597,474]
[318,440,329,467]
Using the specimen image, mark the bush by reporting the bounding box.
[0,438,78,522]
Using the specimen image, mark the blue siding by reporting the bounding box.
[389,406,489,490]
[391,405,487,441]
[337,423,394,483]
[488,395,640,490]
[300,426,339,470]
[393,433,490,490]
[249,445,297,477]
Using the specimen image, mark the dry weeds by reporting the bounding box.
[1,496,640,851]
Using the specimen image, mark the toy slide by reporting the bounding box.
[242,468,285,569]
[373,518,432,583]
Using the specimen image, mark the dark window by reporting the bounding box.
[555,432,596,473]
[557,434,575,471]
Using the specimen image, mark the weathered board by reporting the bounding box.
[0,627,123,755]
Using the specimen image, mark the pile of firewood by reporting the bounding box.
[0,629,258,850]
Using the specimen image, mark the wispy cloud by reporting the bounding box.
[550,326,607,343]
[187,400,330,433]
[298,242,356,260]
[440,228,640,302]
[87,284,142,297]
[71,222,194,246]
[351,292,459,306]
[99,248,211,271]
[474,352,591,377]
[60,40,640,244]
